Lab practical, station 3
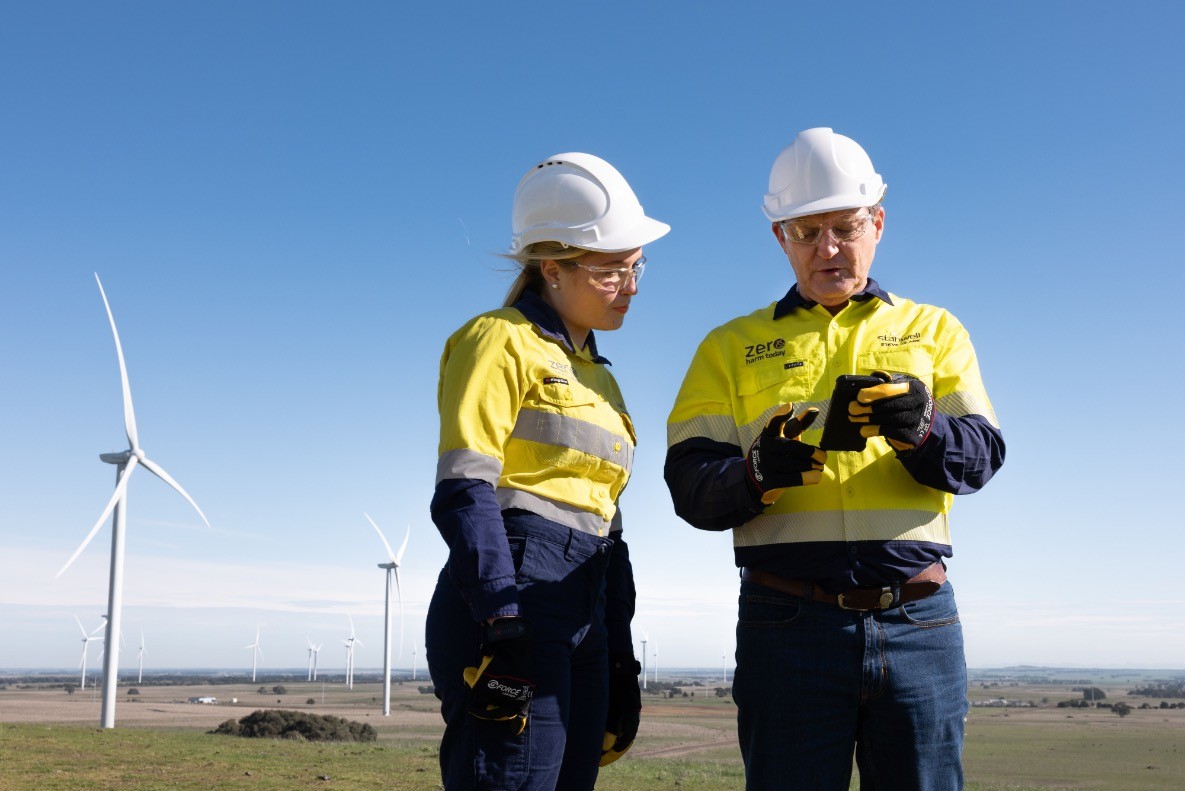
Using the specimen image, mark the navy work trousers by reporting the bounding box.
[734,579,968,791]
[426,510,613,791]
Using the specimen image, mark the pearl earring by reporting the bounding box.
[551,283,559,290]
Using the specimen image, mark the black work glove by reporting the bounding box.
[601,653,642,766]
[462,618,535,734]
[848,371,935,451]
[745,405,826,505]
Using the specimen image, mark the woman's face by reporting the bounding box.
[542,247,644,347]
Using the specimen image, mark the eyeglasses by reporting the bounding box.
[779,212,874,245]
[572,256,646,290]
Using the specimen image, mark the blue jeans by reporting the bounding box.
[734,579,967,791]
[426,511,612,791]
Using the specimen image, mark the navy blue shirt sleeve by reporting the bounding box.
[604,529,636,655]
[430,477,520,622]
[664,437,765,531]
[895,412,1006,494]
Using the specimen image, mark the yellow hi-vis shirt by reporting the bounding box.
[436,307,635,538]
[667,291,998,554]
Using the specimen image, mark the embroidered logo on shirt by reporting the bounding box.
[784,360,804,370]
[543,376,569,386]
[877,332,922,347]
[744,338,786,365]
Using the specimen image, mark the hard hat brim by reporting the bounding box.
[579,215,671,253]
[762,187,886,223]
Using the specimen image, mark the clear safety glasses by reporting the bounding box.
[573,256,646,291]
[780,212,874,245]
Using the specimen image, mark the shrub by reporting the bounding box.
[307,698,316,705]
[209,710,377,742]
[272,685,288,695]
[127,688,141,696]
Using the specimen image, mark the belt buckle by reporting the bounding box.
[837,587,895,611]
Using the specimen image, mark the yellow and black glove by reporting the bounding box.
[462,618,535,734]
[600,653,642,766]
[849,371,935,451]
[745,405,826,505]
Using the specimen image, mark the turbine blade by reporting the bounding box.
[395,523,410,565]
[365,513,397,563]
[137,455,211,529]
[94,273,139,450]
[57,457,138,578]
[75,615,88,638]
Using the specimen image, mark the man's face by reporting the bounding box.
[773,206,884,310]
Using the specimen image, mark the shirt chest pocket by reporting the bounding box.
[736,359,816,421]
[857,349,935,392]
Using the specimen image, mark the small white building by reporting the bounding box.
[188,696,219,704]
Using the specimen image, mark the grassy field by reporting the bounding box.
[1,678,1182,789]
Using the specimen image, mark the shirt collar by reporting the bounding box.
[514,290,611,364]
[772,278,893,319]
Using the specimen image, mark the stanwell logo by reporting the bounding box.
[877,332,922,347]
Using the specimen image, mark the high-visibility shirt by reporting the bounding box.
[432,291,636,621]
[665,280,1004,591]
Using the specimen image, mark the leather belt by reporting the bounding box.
[740,563,946,611]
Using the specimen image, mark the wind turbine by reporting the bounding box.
[411,636,418,681]
[75,615,105,690]
[344,614,363,689]
[311,641,322,681]
[653,639,659,685]
[137,630,147,685]
[639,630,649,691]
[365,513,409,716]
[56,274,211,729]
[306,638,317,682]
[246,627,263,683]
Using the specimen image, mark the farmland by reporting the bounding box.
[1,672,1183,789]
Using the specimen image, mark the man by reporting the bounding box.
[665,127,1004,790]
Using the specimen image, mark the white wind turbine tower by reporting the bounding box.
[137,630,148,685]
[57,274,211,729]
[75,615,105,690]
[306,638,317,682]
[411,636,418,681]
[246,627,263,683]
[344,614,364,689]
[653,639,659,685]
[365,513,410,716]
[311,641,322,681]
[639,630,649,691]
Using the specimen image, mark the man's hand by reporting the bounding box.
[601,653,642,766]
[848,371,935,451]
[462,618,535,734]
[745,405,826,505]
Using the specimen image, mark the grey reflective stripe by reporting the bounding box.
[496,488,614,537]
[667,413,738,447]
[733,508,950,547]
[936,391,999,428]
[512,408,634,472]
[436,448,502,485]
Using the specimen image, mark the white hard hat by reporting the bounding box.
[762,128,887,222]
[509,153,670,254]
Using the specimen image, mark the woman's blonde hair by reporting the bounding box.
[500,241,593,307]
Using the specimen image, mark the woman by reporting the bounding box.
[426,153,668,790]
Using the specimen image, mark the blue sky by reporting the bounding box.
[3,2,1183,674]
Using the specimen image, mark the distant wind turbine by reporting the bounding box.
[344,614,363,689]
[411,636,418,681]
[246,627,263,683]
[306,638,317,682]
[639,630,649,691]
[137,630,147,684]
[653,639,659,684]
[75,615,105,690]
[311,641,322,681]
[365,513,410,716]
[56,274,211,729]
